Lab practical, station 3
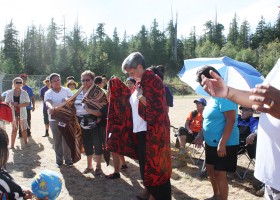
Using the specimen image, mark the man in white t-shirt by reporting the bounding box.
[45,73,74,168]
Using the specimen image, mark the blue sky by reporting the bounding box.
[0,0,279,41]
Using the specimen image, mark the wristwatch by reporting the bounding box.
[137,94,143,100]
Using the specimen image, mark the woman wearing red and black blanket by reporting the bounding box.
[107,52,172,200]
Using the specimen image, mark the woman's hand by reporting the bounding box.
[217,142,227,157]
[246,133,257,145]
[11,102,18,106]
[201,70,228,97]
[49,107,55,114]
[135,84,143,98]
[83,104,89,111]
[250,84,280,119]
[23,189,33,199]
[194,134,203,148]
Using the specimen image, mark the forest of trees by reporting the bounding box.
[1,12,280,82]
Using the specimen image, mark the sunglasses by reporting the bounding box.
[81,79,91,82]
[15,81,22,84]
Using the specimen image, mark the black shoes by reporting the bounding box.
[43,130,49,137]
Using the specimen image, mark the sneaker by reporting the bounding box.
[66,163,73,168]
[105,172,120,179]
[56,163,63,168]
[121,164,128,170]
[205,195,220,200]
[83,168,94,174]
[256,186,265,197]
[178,148,186,156]
[94,168,103,176]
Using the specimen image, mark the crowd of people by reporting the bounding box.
[0,51,279,200]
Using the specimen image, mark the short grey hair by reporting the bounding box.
[121,52,146,73]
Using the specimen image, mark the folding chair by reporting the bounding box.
[171,125,204,165]
[236,139,255,180]
[199,158,208,178]
[186,142,205,165]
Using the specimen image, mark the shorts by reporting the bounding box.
[81,127,101,156]
[205,143,238,172]
[177,127,198,143]
[43,109,49,125]
[78,115,106,156]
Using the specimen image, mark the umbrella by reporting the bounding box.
[178,56,264,96]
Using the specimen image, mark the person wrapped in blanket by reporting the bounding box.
[45,73,74,167]
[0,127,33,200]
[110,52,172,200]
[74,70,108,175]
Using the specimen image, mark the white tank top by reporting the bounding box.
[129,91,147,133]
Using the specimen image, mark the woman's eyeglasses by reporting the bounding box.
[15,82,22,84]
[81,79,91,82]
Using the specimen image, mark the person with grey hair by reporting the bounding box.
[113,52,172,200]
[44,73,73,168]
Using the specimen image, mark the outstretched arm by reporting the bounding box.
[201,70,280,119]
[201,70,252,107]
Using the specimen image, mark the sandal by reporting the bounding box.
[136,195,149,200]
[105,172,120,179]
[121,164,128,170]
[83,168,94,174]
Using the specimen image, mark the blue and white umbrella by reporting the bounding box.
[178,56,265,96]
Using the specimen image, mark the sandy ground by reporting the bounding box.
[5,96,262,200]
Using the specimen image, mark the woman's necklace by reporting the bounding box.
[14,89,21,96]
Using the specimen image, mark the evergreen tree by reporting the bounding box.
[2,20,22,73]
[22,25,44,74]
[251,16,266,49]
[94,23,109,75]
[227,13,239,45]
[275,11,280,40]
[183,27,196,59]
[109,28,121,67]
[165,19,178,74]
[148,19,167,65]
[45,18,59,73]
[213,23,225,48]
[237,20,250,48]
[203,20,214,43]
[65,23,87,76]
